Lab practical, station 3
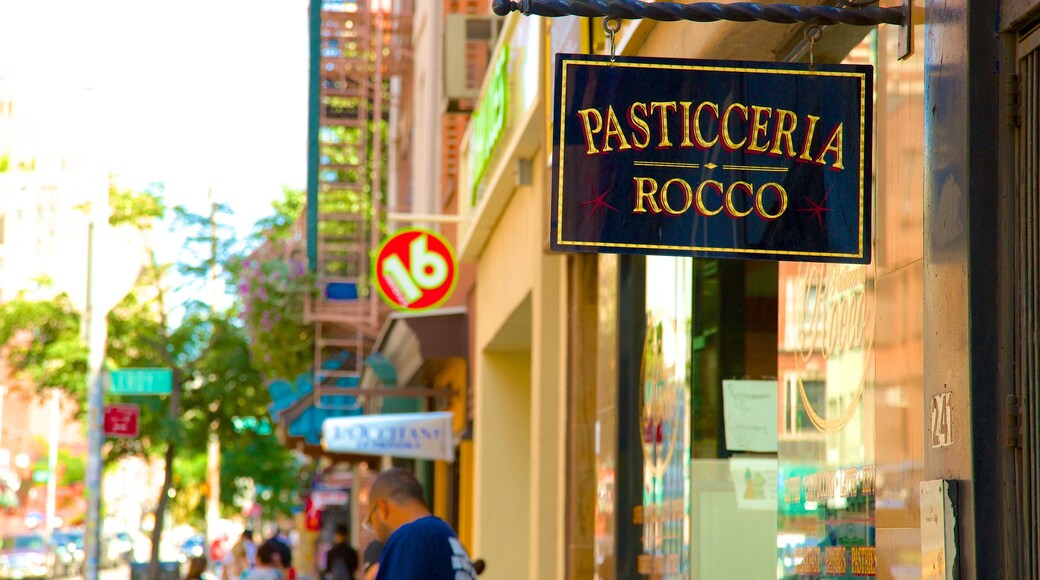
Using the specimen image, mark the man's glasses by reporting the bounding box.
[362,502,377,533]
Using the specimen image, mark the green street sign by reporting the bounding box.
[32,470,48,483]
[110,368,173,395]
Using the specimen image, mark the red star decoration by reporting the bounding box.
[580,174,620,221]
[797,184,834,230]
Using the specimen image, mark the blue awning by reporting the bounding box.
[268,353,364,447]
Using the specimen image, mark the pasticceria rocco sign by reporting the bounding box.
[550,54,873,264]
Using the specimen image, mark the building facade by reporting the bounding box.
[452,0,1040,578]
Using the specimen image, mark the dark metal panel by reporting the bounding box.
[1014,25,1040,578]
[615,254,646,580]
[307,0,321,271]
[924,0,1005,575]
[1001,0,1040,33]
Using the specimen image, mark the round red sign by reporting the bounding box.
[374,228,458,311]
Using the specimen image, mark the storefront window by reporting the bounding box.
[595,254,619,579]
[777,24,924,578]
[639,256,693,578]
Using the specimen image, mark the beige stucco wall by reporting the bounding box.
[469,111,568,578]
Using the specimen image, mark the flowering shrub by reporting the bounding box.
[238,258,313,380]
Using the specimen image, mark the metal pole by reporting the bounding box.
[45,390,59,532]
[84,218,105,580]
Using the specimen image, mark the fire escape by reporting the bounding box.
[305,0,412,409]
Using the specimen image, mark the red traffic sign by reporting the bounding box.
[103,404,140,438]
[374,228,457,311]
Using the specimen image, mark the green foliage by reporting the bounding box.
[102,188,306,520]
[251,187,306,244]
[109,183,166,229]
[238,259,313,380]
[0,294,88,407]
[31,450,85,487]
[168,453,207,528]
[221,431,301,517]
[235,188,313,380]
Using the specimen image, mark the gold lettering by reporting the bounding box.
[769,109,799,157]
[861,465,875,496]
[841,467,859,498]
[679,101,694,147]
[660,178,693,215]
[724,181,755,218]
[747,105,773,153]
[602,106,632,152]
[825,547,847,575]
[628,102,651,150]
[755,182,788,220]
[795,547,821,574]
[692,101,719,149]
[649,101,678,148]
[632,177,661,214]
[814,122,844,169]
[851,547,877,575]
[695,180,724,216]
[576,108,603,155]
[785,476,802,504]
[798,114,820,161]
[721,103,748,151]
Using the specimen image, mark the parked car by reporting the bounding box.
[51,530,84,576]
[179,534,206,563]
[104,531,134,566]
[0,533,57,579]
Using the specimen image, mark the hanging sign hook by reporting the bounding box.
[602,16,621,62]
[804,25,824,69]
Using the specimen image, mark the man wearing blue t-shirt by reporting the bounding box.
[364,467,477,580]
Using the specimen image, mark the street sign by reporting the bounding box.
[374,228,458,311]
[103,404,140,438]
[109,368,172,395]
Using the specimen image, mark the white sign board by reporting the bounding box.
[722,380,778,453]
[311,490,349,510]
[322,411,455,461]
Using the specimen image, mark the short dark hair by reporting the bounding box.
[256,540,278,566]
[369,467,426,506]
[334,524,348,537]
[260,537,292,567]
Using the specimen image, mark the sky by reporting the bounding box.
[0,0,310,246]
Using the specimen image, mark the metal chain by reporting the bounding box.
[602,16,621,61]
[493,0,905,26]
[804,25,824,69]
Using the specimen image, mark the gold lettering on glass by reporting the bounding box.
[794,263,875,434]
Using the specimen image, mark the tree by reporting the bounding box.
[1,182,309,578]
[0,292,88,408]
[103,186,307,578]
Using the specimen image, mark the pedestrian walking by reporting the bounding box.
[223,529,256,580]
[242,540,284,580]
[323,524,358,580]
[363,467,477,579]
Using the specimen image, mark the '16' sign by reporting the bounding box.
[374,228,457,311]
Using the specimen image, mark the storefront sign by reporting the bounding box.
[374,228,458,311]
[321,411,455,461]
[550,54,873,264]
[469,46,509,204]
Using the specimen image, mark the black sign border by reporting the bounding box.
[550,53,873,264]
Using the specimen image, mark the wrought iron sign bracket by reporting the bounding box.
[492,0,914,60]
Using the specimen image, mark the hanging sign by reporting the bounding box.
[321,411,455,461]
[374,228,458,311]
[550,54,873,264]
